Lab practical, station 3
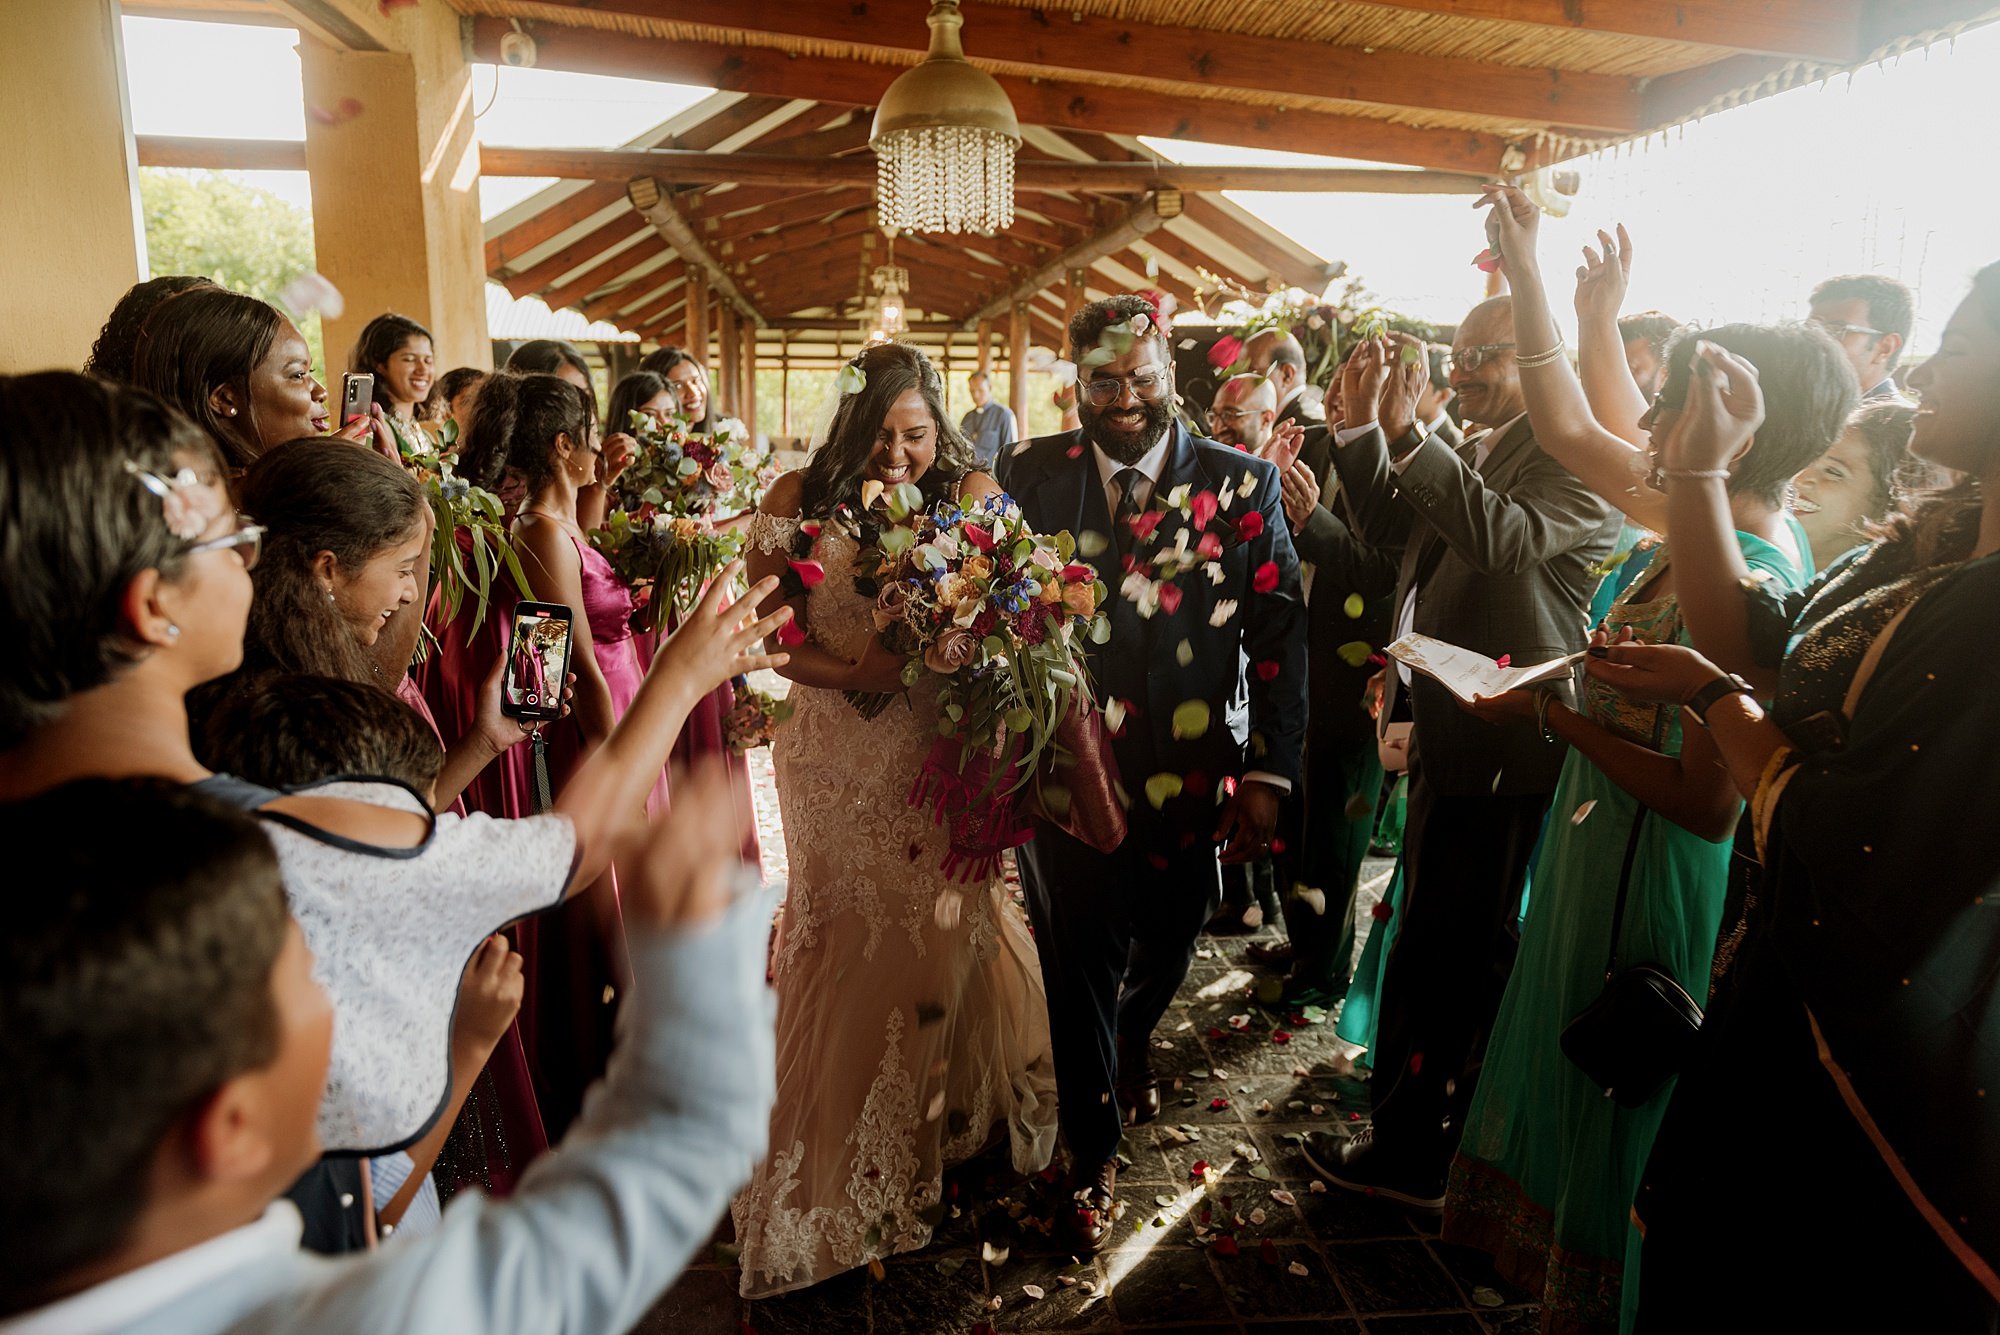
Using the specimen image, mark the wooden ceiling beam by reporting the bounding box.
[964,194,1177,329]
[718,211,880,265]
[1335,0,1865,63]
[543,242,675,314]
[677,184,836,221]
[467,20,1508,173]
[1100,250,1198,310]
[501,211,651,299]
[477,146,1493,194]
[741,250,980,301]
[902,229,1045,274]
[484,180,626,273]
[504,0,1644,133]
[575,259,685,323]
[693,190,872,242]
[626,177,765,326]
[1143,226,1266,295]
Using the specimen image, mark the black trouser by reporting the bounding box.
[1017,821,1221,1169]
[1278,739,1386,996]
[1366,763,1550,1172]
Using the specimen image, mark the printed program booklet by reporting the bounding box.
[1385,633,1587,705]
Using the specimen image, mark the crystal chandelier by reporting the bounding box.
[870,1,1020,235]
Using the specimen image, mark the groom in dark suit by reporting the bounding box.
[999,296,1308,1251]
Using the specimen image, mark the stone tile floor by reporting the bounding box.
[633,774,1542,1335]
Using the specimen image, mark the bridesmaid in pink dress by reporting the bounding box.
[613,357,762,863]
[456,369,664,1139]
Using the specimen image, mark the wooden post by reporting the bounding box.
[975,319,993,377]
[740,322,758,438]
[1065,267,1088,323]
[779,332,791,437]
[718,303,740,419]
[685,268,708,359]
[1008,302,1030,431]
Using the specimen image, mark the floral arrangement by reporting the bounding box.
[787,480,1111,880]
[723,681,794,753]
[1195,275,1443,417]
[591,411,779,627]
[390,416,526,647]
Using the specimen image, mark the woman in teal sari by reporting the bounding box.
[1438,185,1854,1334]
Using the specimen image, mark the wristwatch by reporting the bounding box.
[1683,673,1755,726]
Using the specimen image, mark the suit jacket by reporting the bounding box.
[1276,391,1324,434]
[999,424,1309,824]
[1331,416,1620,796]
[1292,426,1399,753]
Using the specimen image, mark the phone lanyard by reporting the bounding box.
[530,726,553,814]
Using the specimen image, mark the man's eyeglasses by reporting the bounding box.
[1080,370,1172,408]
[1812,318,1886,342]
[1209,406,1264,425]
[1447,343,1515,374]
[187,524,264,571]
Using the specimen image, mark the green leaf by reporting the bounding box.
[1004,707,1034,733]
[1336,640,1372,668]
[1089,615,1111,645]
[1343,592,1365,619]
[1176,639,1195,668]
[642,487,665,505]
[1144,772,1184,810]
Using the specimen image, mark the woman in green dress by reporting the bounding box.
[1437,184,1855,1333]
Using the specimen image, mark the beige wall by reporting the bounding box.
[301,0,489,373]
[0,0,145,372]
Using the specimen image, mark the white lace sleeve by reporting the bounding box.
[749,511,800,555]
[264,781,578,1153]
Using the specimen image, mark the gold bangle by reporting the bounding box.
[1516,337,1567,369]
[1660,467,1730,481]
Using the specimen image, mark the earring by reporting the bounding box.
[225,407,238,417]
[325,587,337,604]
[164,623,181,641]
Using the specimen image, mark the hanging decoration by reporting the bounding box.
[870,0,1019,235]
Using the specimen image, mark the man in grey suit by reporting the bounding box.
[1303,297,1620,1208]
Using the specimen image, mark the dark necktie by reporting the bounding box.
[1113,467,1146,558]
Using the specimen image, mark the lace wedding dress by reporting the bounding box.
[733,513,1059,1298]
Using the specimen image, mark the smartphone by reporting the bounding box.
[501,601,575,722]
[339,372,374,427]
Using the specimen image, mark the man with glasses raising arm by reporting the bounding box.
[1303,295,1619,1210]
[1000,296,1307,1255]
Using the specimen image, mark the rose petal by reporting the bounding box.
[1253,660,1281,682]
[1252,561,1280,593]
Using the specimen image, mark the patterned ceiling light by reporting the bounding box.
[870,1,1019,235]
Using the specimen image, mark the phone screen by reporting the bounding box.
[503,606,572,719]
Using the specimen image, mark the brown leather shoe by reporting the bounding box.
[1059,1159,1120,1253]
[1114,1034,1161,1126]
[1245,941,1295,969]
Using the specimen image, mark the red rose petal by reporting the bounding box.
[1190,490,1219,530]
[1196,531,1224,560]
[789,559,826,588]
[1252,561,1280,594]
[1190,1159,1210,1178]
[1210,1096,1230,1110]
[1270,837,1286,855]
[1212,1236,1240,1258]
[774,621,805,647]
[1494,653,1511,669]
[1147,853,1171,870]
[1260,1238,1280,1266]
[1253,660,1281,682]
[1066,443,1085,458]
[1371,900,1394,922]
[1409,1052,1424,1075]
[1272,1031,1292,1044]
[1236,510,1265,541]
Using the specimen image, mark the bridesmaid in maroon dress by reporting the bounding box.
[618,352,762,863]
[457,369,665,1139]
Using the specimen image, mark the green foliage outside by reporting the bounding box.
[138,168,326,374]
[754,363,1058,457]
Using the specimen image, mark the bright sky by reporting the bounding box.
[122,14,2000,349]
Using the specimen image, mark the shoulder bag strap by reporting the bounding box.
[1600,805,1650,980]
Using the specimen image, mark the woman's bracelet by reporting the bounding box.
[1516,337,1568,369]
[1533,689,1559,743]
[1659,467,1731,481]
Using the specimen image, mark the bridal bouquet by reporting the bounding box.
[391,418,526,649]
[723,681,793,753]
[834,483,1122,881]
[592,412,779,626]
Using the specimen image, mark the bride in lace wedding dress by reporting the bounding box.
[733,343,1058,1299]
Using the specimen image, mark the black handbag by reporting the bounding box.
[1558,807,1704,1108]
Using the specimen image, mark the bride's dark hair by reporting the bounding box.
[797,342,975,518]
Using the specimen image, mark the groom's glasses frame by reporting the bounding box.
[1080,369,1173,408]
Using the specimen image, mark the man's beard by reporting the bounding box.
[1080,398,1173,464]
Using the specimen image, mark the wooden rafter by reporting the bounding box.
[719,211,879,265]
[543,243,674,314]
[626,177,764,325]
[475,146,1492,195]
[694,189,870,241]
[503,0,1644,134]
[484,180,625,273]
[1336,0,1865,63]
[466,20,1509,173]
[963,194,1179,328]
[501,211,651,298]
[583,269,683,323]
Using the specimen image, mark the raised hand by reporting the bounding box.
[1262,418,1306,474]
[1584,640,1725,706]
[1340,338,1393,431]
[451,935,526,1063]
[1280,460,1320,532]
[1574,224,1633,326]
[1380,332,1429,442]
[599,431,639,490]
[649,562,793,696]
[1656,340,1765,476]
[1475,183,1542,279]
[622,758,754,930]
